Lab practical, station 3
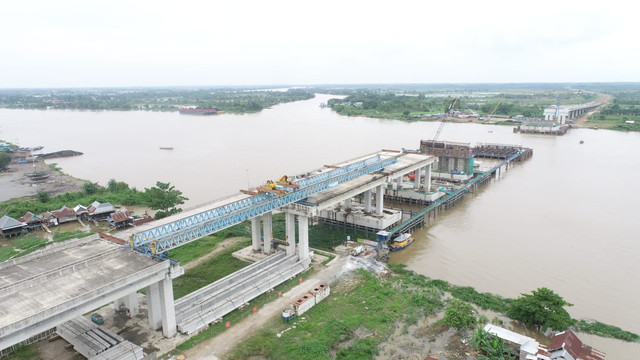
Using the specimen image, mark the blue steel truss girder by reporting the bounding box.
[146,156,398,254]
[294,155,381,188]
[132,155,383,247]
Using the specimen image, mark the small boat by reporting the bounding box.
[25,172,51,181]
[579,140,584,144]
[159,147,174,150]
[389,233,414,251]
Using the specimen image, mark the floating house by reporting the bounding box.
[0,215,27,238]
[87,201,115,220]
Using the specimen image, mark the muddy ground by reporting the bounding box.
[0,155,85,202]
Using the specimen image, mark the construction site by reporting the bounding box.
[0,144,533,360]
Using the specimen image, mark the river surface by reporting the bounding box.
[1,94,639,358]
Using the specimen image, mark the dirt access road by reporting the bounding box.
[179,256,354,360]
[572,94,611,126]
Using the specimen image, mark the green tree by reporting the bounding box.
[145,181,188,219]
[442,299,477,332]
[83,182,98,195]
[507,287,575,331]
[37,191,50,203]
[0,153,10,171]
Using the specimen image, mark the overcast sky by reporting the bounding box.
[1,0,639,88]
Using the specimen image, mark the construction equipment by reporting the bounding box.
[486,100,502,122]
[430,98,459,146]
[447,98,458,115]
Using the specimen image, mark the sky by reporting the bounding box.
[1,0,639,88]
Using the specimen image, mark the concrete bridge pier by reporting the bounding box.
[424,164,432,191]
[114,292,139,316]
[298,215,309,262]
[375,185,384,216]
[262,212,273,254]
[364,190,373,213]
[285,212,296,256]
[143,277,177,337]
[146,282,162,330]
[251,217,261,252]
[157,277,176,338]
[344,198,352,210]
[414,168,422,189]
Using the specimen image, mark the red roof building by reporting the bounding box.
[52,206,77,224]
[549,330,605,360]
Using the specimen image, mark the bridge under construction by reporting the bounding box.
[0,150,437,356]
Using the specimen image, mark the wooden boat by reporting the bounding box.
[389,233,414,251]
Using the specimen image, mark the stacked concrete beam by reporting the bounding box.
[88,341,144,360]
[176,254,310,334]
[57,316,143,359]
[175,252,285,311]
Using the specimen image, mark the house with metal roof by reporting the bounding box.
[52,206,78,224]
[549,330,605,360]
[74,204,88,218]
[484,324,551,360]
[108,211,133,229]
[17,211,43,231]
[87,201,116,220]
[0,215,27,238]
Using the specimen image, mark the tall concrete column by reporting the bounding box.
[158,277,176,338]
[115,292,139,316]
[251,217,261,251]
[424,164,431,192]
[375,185,384,216]
[344,198,352,210]
[285,212,296,256]
[146,282,162,330]
[298,215,309,261]
[364,190,372,213]
[262,212,273,254]
[414,169,422,189]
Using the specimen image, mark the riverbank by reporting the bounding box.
[0,156,85,203]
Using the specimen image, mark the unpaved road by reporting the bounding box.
[181,256,351,360]
[573,94,611,126]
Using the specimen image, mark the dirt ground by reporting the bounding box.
[0,156,85,202]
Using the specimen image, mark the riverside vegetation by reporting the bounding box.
[0,179,186,220]
[0,88,314,113]
[226,264,639,359]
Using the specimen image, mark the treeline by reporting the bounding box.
[0,179,187,220]
[0,88,314,113]
[326,91,598,119]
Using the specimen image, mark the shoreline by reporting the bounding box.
[0,157,86,203]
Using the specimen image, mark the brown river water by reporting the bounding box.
[1,94,639,358]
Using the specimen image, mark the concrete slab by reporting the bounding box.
[0,238,174,351]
